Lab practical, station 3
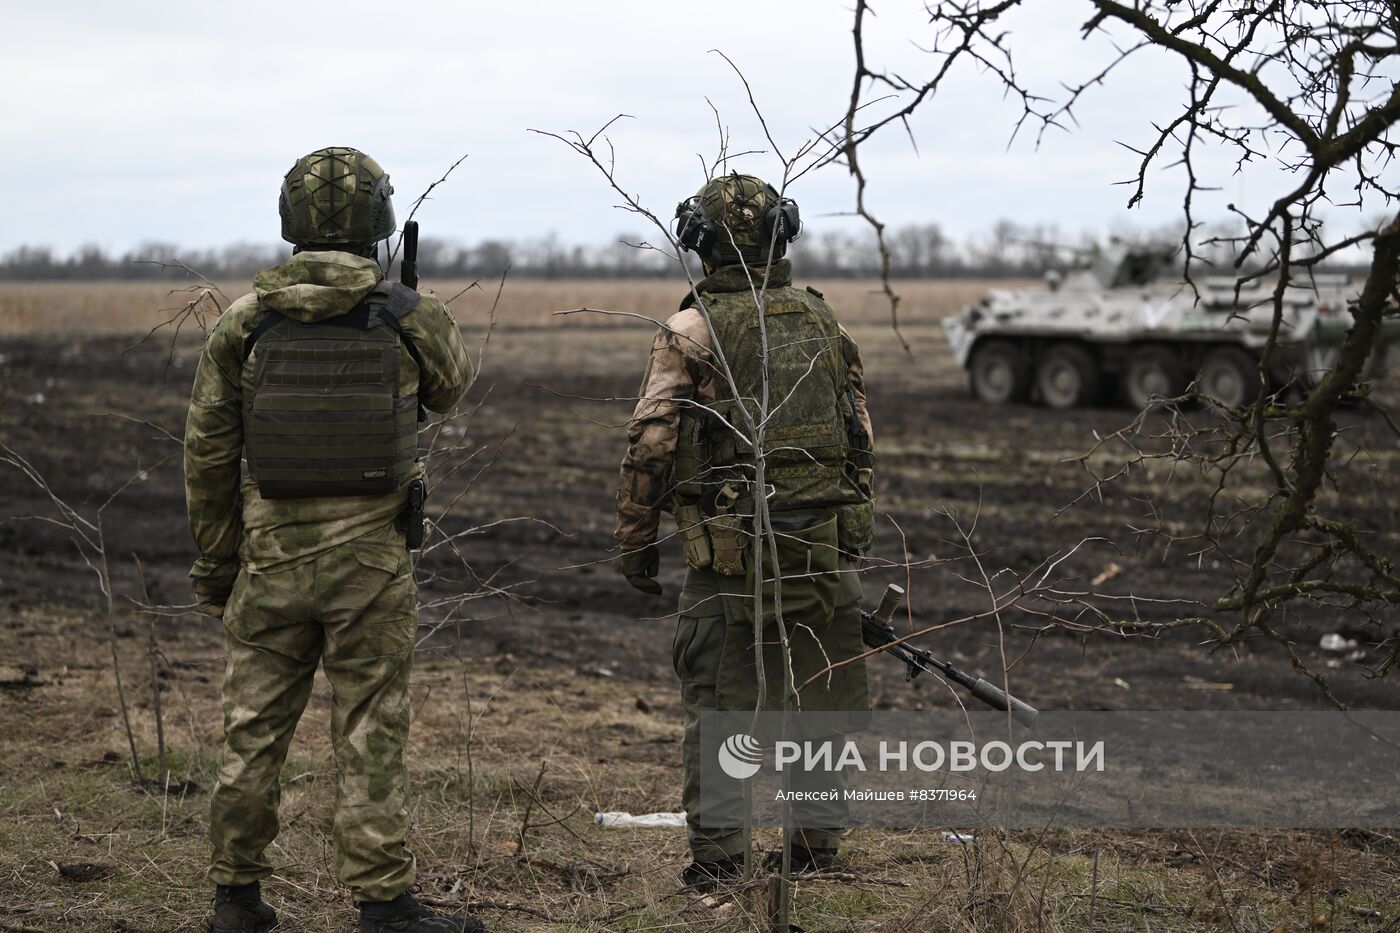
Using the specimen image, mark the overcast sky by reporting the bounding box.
[2,1,1392,255]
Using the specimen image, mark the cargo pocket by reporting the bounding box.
[673,615,722,686]
[754,514,841,620]
[353,539,405,577]
[350,541,413,658]
[672,616,698,680]
[220,566,254,642]
[835,501,875,557]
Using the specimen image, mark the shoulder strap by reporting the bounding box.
[383,282,420,320]
[243,307,282,360]
[372,285,428,376]
[368,283,429,423]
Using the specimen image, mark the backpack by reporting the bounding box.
[240,280,425,499]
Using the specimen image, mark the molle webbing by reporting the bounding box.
[704,287,854,511]
[243,282,422,499]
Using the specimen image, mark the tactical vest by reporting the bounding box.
[241,281,424,499]
[675,286,863,511]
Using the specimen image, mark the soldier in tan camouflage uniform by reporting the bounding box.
[185,148,483,933]
[615,174,876,889]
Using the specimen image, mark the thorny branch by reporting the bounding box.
[839,0,1400,704]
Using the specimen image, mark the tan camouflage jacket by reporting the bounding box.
[615,259,873,550]
[184,250,473,595]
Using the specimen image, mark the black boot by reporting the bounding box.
[679,854,744,892]
[764,845,840,873]
[359,891,484,933]
[207,881,277,933]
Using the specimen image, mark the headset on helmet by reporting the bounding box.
[674,175,802,260]
[674,197,718,254]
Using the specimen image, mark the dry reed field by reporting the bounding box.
[0,278,999,335]
[1,279,1398,931]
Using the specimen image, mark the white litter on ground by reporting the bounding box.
[595,811,687,829]
[1320,633,1359,652]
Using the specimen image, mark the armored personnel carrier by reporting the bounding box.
[942,244,1393,409]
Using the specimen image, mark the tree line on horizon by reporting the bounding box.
[0,218,1364,282]
[0,220,1127,282]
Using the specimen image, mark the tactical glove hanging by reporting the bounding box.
[191,561,240,619]
[619,544,663,596]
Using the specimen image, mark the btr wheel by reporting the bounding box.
[1035,343,1101,409]
[1125,345,1186,409]
[1197,346,1260,408]
[968,340,1030,404]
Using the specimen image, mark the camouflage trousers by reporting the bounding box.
[674,565,855,863]
[208,523,417,903]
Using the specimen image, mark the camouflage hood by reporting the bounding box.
[251,250,382,322]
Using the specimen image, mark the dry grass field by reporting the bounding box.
[0,278,999,334]
[1,278,1398,932]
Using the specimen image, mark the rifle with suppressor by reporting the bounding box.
[862,584,1039,725]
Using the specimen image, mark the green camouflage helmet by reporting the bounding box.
[676,172,800,266]
[279,147,396,247]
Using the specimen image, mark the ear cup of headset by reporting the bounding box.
[674,197,717,253]
[768,197,801,245]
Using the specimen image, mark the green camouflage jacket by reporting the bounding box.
[184,250,473,596]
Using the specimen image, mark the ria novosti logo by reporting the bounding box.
[717,733,764,779]
[717,731,1105,778]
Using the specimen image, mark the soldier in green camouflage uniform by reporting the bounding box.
[185,148,483,933]
[615,174,876,888]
